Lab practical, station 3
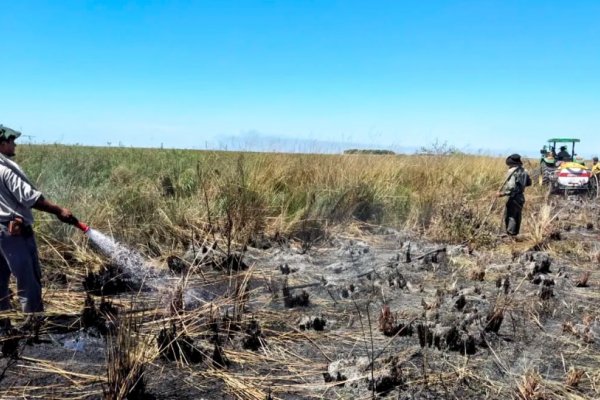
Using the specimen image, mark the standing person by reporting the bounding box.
[0,125,80,336]
[497,154,532,236]
[592,156,600,175]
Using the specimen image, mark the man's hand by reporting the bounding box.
[33,197,78,225]
[56,207,77,225]
[496,191,504,198]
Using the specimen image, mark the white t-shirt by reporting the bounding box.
[0,163,42,225]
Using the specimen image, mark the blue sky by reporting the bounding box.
[2,1,600,156]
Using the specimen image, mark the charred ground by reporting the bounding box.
[1,198,599,399]
[1,148,599,399]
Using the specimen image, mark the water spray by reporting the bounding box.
[71,219,209,309]
[71,218,164,291]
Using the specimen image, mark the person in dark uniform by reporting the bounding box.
[556,146,571,162]
[497,154,532,236]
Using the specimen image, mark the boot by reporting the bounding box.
[19,314,45,339]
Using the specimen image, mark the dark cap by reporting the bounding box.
[560,145,567,150]
[594,156,599,162]
[505,153,522,167]
[0,125,21,141]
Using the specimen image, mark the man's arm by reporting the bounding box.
[32,196,77,224]
[497,170,517,197]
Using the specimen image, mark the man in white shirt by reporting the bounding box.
[0,125,80,337]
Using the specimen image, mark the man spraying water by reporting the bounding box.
[0,125,82,337]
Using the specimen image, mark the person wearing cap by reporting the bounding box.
[497,154,532,236]
[556,146,571,162]
[0,124,80,339]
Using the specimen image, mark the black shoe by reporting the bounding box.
[18,315,45,338]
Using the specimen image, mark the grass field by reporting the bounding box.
[2,144,598,400]
[20,144,547,251]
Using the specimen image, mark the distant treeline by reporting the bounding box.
[343,149,396,155]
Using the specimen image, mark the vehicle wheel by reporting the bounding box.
[530,168,541,186]
[590,174,599,200]
[540,163,553,186]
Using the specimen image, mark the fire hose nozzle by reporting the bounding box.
[75,221,90,233]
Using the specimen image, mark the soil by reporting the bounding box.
[1,201,600,399]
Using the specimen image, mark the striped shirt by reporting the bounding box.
[0,159,42,225]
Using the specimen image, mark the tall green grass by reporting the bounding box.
[18,144,544,249]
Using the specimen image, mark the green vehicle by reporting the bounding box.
[539,138,597,197]
[539,138,577,185]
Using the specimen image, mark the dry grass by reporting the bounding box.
[528,203,561,249]
[104,313,153,400]
[467,266,486,281]
[516,370,547,400]
[565,368,585,388]
[19,146,520,249]
[0,146,597,399]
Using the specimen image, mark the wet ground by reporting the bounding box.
[1,201,600,399]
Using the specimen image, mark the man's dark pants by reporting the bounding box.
[0,226,43,314]
[504,194,525,236]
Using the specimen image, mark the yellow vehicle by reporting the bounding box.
[539,138,597,198]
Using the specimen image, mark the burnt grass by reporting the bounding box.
[157,323,204,364]
[2,201,600,399]
[83,262,142,295]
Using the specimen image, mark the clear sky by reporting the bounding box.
[2,1,600,156]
